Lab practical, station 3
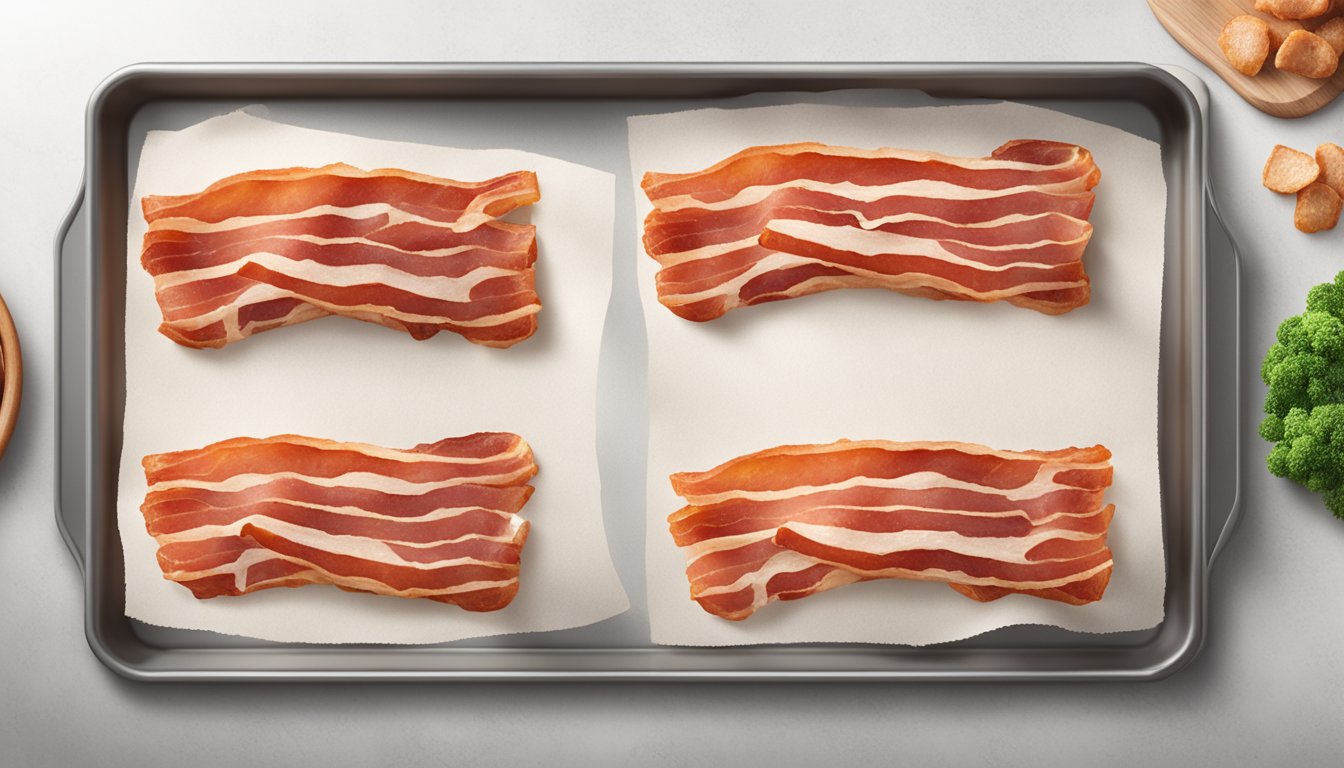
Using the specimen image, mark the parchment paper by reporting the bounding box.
[118,111,629,644]
[630,102,1167,646]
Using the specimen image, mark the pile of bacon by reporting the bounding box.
[641,140,1100,321]
[141,432,537,611]
[668,439,1115,620]
[140,164,541,349]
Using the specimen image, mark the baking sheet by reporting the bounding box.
[630,101,1168,646]
[116,110,630,644]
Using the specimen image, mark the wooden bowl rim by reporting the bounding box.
[0,291,21,460]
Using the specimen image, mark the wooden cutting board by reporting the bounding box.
[1149,0,1344,117]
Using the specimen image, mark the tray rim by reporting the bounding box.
[58,61,1220,681]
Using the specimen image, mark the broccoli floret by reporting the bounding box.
[1265,405,1344,490]
[1262,270,1344,519]
[1327,488,1344,519]
[1306,270,1344,317]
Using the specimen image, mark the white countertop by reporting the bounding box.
[2,1,1341,763]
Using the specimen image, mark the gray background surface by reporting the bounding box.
[2,0,1340,764]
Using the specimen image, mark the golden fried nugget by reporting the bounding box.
[1265,17,1307,50]
[1295,182,1343,233]
[1264,144,1321,193]
[1316,143,1344,196]
[1315,16,1344,53]
[1220,15,1272,75]
[1256,0,1331,20]
[1275,30,1340,77]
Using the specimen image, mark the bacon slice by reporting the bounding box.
[668,439,1114,620]
[141,164,541,348]
[141,433,538,611]
[641,141,1099,321]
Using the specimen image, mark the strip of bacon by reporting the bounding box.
[668,439,1114,620]
[143,164,540,228]
[141,433,537,611]
[641,141,1099,321]
[140,164,541,348]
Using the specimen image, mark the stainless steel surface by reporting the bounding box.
[56,63,1237,681]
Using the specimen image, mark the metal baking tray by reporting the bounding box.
[56,63,1242,681]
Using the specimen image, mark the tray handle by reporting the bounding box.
[55,183,87,576]
[1205,186,1243,572]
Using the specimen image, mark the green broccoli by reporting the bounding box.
[1261,270,1344,518]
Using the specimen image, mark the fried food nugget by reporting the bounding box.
[1315,16,1344,53]
[1220,15,1272,75]
[1275,30,1340,77]
[1296,182,1344,233]
[1316,143,1344,197]
[1255,0,1332,21]
[1264,17,1307,51]
[1264,144,1322,193]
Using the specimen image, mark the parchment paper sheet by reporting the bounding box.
[630,101,1167,646]
[118,111,629,644]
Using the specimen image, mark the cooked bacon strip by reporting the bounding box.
[641,141,1099,321]
[143,164,540,228]
[141,433,537,611]
[235,257,539,345]
[668,439,1114,620]
[140,164,541,348]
